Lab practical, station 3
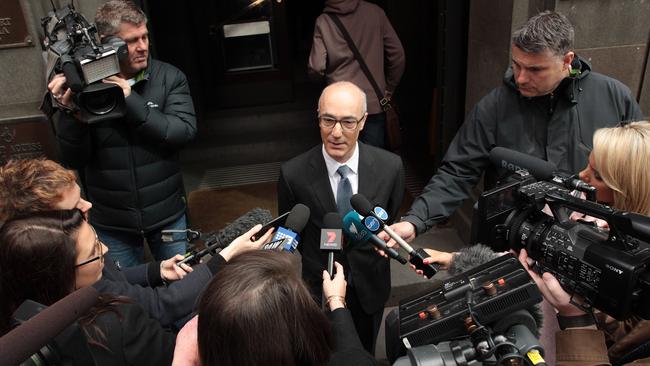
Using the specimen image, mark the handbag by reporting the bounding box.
[327,13,403,151]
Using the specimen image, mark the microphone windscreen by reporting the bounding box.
[489,147,556,180]
[0,286,99,366]
[323,212,343,229]
[285,204,310,232]
[216,208,273,246]
[342,211,369,241]
[447,244,500,276]
[350,194,373,216]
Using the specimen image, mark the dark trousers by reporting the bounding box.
[346,285,383,355]
[360,112,386,149]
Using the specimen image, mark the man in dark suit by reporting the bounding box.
[278,81,404,354]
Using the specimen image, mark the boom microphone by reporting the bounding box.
[177,208,273,266]
[489,147,595,197]
[0,286,99,366]
[342,211,408,264]
[489,147,555,180]
[320,213,343,276]
[350,194,438,278]
[273,203,310,253]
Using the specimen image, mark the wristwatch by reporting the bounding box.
[557,313,595,330]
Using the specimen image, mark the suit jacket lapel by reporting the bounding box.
[308,147,338,214]
[358,143,377,200]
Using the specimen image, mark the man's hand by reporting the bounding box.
[47,74,73,108]
[323,261,347,311]
[172,315,199,366]
[518,249,586,317]
[219,224,274,262]
[103,75,131,97]
[161,254,193,282]
[375,221,416,257]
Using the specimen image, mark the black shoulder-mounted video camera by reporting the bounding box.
[472,168,650,320]
[41,3,128,123]
[392,254,545,365]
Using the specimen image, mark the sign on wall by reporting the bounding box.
[0,0,34,49]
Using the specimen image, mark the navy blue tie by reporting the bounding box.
[336,165,353,216]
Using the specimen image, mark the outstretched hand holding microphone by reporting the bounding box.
[350,194,438,278]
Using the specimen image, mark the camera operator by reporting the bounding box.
[378,10,643,248]
[411,122,650,365]
[48,0,197,268]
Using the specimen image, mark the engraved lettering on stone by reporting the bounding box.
[1,127,16,143]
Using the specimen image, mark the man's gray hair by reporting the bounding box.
[317,81,367,115]
[95,0,147,37]
[512,11,574,56]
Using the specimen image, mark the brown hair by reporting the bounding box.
[197,251,334,366]
[0,159,76,222]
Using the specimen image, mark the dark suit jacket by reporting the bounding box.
[278,143,404,314]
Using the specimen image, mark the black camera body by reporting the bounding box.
[473,170,650,320]
[392,254,544,365]
[42,4,128,123]
[398,254,542,347]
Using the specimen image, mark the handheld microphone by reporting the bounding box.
[489,147,597,200]
[0,286,99,366]
[342,211,408,264]
[177,208,273,266]
[350,194,438,278]
[320,213,343,277]
[273,203,310,253]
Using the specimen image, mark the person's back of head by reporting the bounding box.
[0,159,76,222]
[197,251,334,366]
[512,10,574,56]
[0,209,84,335]
[592,121,650,216]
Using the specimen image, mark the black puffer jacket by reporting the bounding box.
[55,59,196,233]
[404,57,643,235]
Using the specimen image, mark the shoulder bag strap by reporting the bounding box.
[326,13,390,110]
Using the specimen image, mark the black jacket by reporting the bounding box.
[85,302,176,365]
[55,59,197,234]
[278,143,404,314]
[94,252,225,327]
[404,57,643,234]
[327,308,377,365]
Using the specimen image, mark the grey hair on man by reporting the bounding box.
[95,0,147,37]
[512,10,574,56]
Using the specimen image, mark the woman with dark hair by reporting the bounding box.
[173,250,377,366]
[1,209,274,365]
[0,209,175,364]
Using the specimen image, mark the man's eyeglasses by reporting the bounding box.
[318,115,365,131]
[75,225,105,268]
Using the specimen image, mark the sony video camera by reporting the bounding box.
[472,166,650,320]
[42,4,128,123]
[392,254,545,365]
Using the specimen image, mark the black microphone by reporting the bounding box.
[59,55,84,93]
[489,147,597,200]
[0,286,100,366]
[320,213,343,277]
[273,203,311,253]
[350,194,438,278]
[342,211,408,264]
[177,208,273,266]
[489,146,555,180]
